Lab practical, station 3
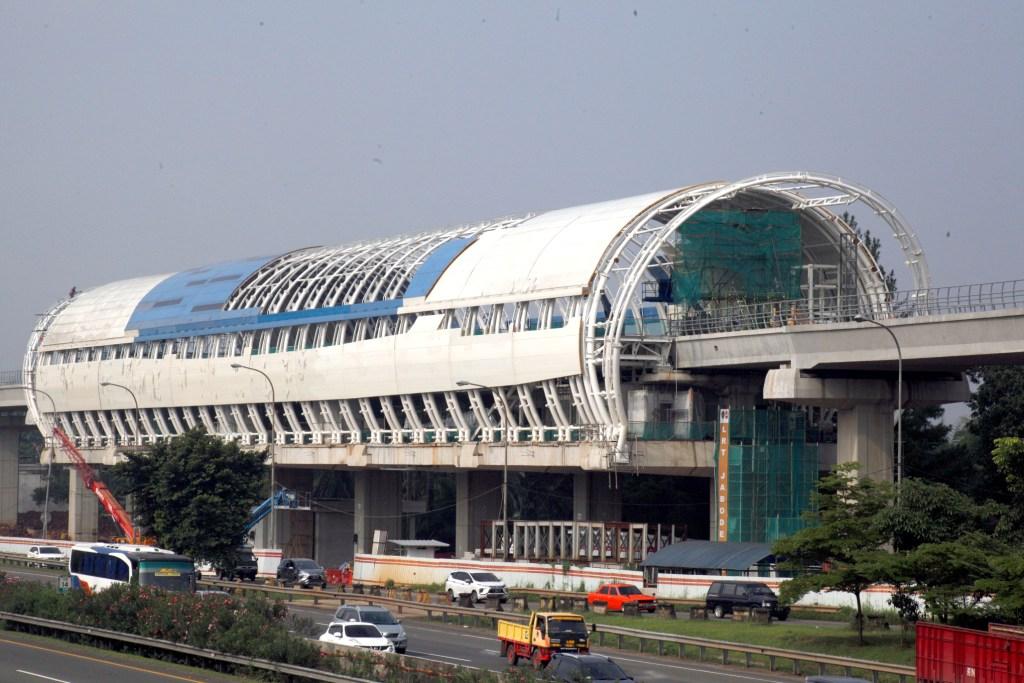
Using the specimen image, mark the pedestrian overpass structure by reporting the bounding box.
[8,171,1024,559]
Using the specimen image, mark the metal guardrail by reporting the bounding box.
[590,622,914,683]
[667,278,1024,337]
[205,579,913,682]
[0,611,374,682]
[0,551,66,570]
[0,370,22,386]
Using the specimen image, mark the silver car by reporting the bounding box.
[334,604,407,653]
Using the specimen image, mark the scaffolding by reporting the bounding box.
[717,407,818,543]
[672,209,803,311]
[478,520,687,565]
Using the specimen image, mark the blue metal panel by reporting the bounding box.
[125,242,455,344]
[404,236,477,298]
[133,299,404,342]
[127,255,278,334]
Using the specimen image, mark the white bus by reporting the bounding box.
[68,544,196,594]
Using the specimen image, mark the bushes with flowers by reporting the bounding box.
[0,581,551,682]
[0,581,325,670]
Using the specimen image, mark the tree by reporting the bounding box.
[773,463,893,644]
[31,466,69,506]
[877,477,991,552]
[841,211,897,292]
[962,366,1024,501]
[905,535,996,624]
[112,428,266,568]
[991,436,1024,544]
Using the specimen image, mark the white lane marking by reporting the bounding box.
[605,654,788,682]
[405,625,495,642]
[483,649,499,655]
[405,650,471,662]
[16,671,71,683]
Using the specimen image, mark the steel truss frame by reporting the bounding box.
[25,173,929,457]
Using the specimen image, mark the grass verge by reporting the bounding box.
[586,611,915,666]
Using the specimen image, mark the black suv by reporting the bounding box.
[705,581,789,620]
[216,547,259,582]
[276,557,326,589]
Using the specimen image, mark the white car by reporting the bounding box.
[26,546,65,565]
[319,621,395,653]
[445,570,508,603]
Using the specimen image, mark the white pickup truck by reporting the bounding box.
[445,570,508,603]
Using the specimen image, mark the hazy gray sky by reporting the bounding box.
[2,2,1022,368]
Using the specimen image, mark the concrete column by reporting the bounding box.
[455,470,501,558]
[68,472,99,541]
[837,403,894,482]
[354,470,402,555]
[573,472,622,522]
[316,499,354,568]
[572,472,589,522]
[0,429,18,527]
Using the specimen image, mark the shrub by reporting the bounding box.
[0,582,321,669]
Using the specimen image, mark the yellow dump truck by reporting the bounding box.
[497,611,589,669]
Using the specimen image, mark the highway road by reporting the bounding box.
[0,630,250,683]
[289,602,806,683]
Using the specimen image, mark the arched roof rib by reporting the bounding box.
[33,173,928,359]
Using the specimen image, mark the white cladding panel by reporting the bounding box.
[420,191,669,306]
[40,275,169,351]
[35,320,583,412]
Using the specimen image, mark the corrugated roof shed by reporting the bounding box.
[641,541,775,571]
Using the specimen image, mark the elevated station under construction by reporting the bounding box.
[21,172,939,565]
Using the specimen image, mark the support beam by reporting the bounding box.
[68,472,99,541]
[455,470,501,558]
[354,470,402,555]
[0,429,18,527]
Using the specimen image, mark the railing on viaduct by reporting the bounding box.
[0,370,22,386]
[667,278,1024,337]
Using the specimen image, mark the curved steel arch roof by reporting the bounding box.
[31,172,930,363]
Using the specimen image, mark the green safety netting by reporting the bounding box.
[716,408,819,544]
[672,210,803,307]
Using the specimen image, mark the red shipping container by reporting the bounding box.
[916,622,1024,683]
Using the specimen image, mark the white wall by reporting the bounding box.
[353,553,899,611]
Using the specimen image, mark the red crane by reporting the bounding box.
[51,426,138,542]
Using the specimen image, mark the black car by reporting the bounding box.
[546,653,633,682]
[705,580,790,620]
[216,547,259,582]
[276,557,326,588]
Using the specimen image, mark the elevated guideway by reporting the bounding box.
[0,371,29,528]
[670,285,1024,373]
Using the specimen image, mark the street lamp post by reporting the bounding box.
[231,363,277,550]
[100,382,141,446]
[456,380,510,561]
[17,386,57,540]
[853,315,903,489]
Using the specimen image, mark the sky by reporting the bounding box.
[2,2,1022,371]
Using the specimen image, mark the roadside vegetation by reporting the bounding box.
[0,577,551,682]
[584,610,914,666]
